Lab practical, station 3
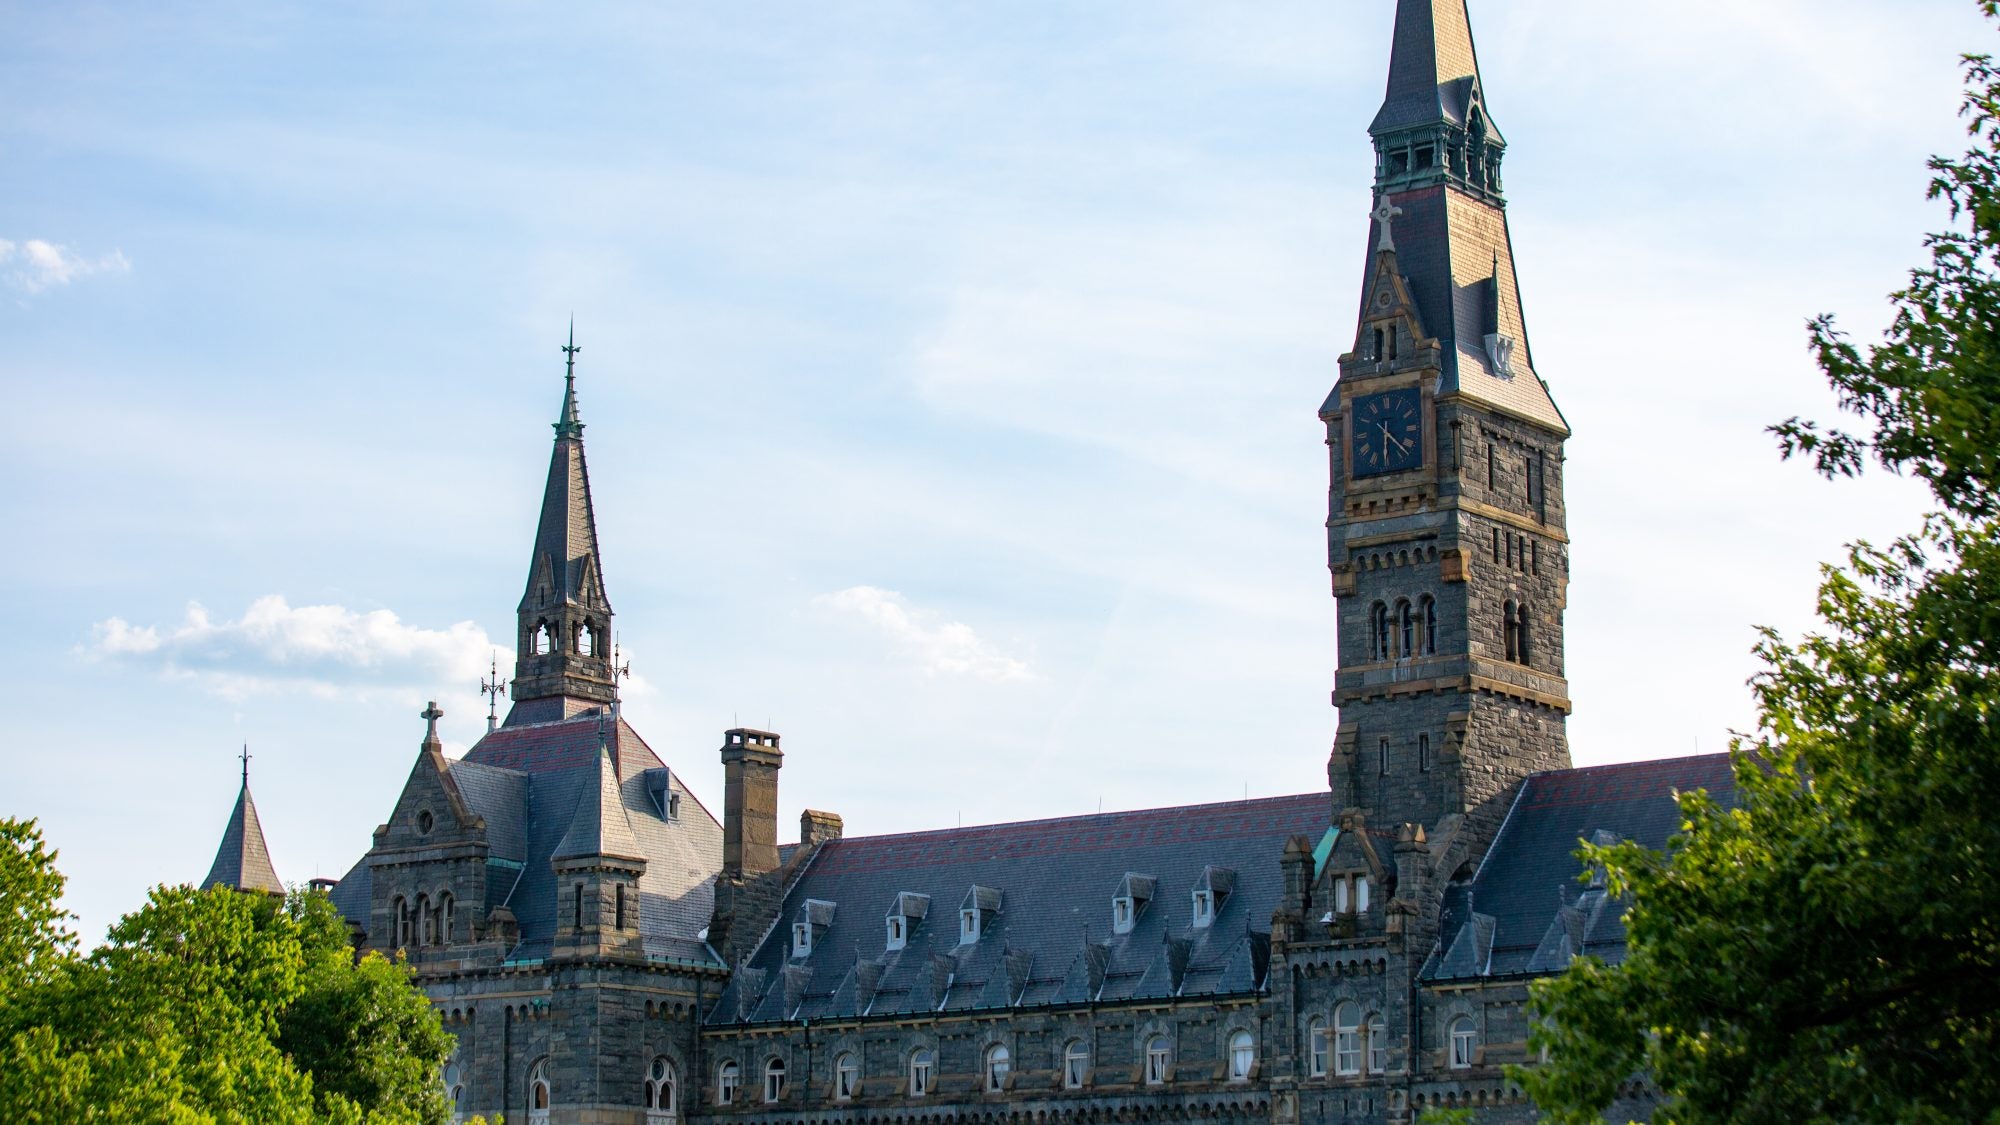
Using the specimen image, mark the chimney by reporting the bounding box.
[800,809,843,850]
[720,728,783,879]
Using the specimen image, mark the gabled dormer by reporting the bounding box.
[1111,872,1156,935]
[886,891,929,952]
[790,899,835,959]
[1318,809,1390,936]
[959,886,1000,945]
[1191,866,1236,929]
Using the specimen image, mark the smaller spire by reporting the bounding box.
[203,750,284,896]
[555,319,584,440]
[555,714,646,862]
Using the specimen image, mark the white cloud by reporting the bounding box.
[816,586,1034,682]
[1,238,131,294]
[84,595,495,701]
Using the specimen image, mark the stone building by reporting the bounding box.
[214,2,1726,1121]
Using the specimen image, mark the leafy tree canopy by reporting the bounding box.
[0,823,457,1124]
[1518,18,2000,1125]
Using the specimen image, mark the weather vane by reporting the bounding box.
[239,743,251,786]
[481,651,509,733]
[562,316,581,384]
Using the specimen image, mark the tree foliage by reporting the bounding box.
[0,823,457,1124]
[1517,25,2000,1125]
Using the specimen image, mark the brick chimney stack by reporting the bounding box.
[719,728,782,880]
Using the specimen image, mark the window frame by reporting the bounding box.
[762,1056,786,1104]
[834,1052,859,1101]
[1063,1039,1090,1090]
[1227,1030,1255,1081]
[1308,1018,1329,1078]
[983,1043,1011,1092]
[1366,1012,1387,1075]
[909,1048,934,1098]
[646,1056,678,1118]
[1334,1003,1363,1076]
[1449,1017,1477,1070]
[715,1061,739,1106]
[1144,1035,1172,1086]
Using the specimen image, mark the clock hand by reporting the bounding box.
[1377,421,1410,455]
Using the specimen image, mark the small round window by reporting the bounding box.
[416,809,435,834]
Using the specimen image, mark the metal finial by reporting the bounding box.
[481,651,509,734]
[555,320,585,438]
[610,633,631,698]
[1371,197,1405,253]
[240,743,251,787]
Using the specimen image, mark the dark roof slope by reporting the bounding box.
[202,782,284,895]
[1427,753,1737,980]
[1371,0,1488,137]
[710,792,1326,1025]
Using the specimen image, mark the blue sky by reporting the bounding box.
[3,0,1986,942]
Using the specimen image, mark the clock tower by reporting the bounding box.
[1321,0,1572,858]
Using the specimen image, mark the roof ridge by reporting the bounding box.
[821,791,1325,848]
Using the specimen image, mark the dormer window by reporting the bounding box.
[791,922,811,958]
[1110,873,1154,936]
[1191,890,1214,928]
[1192,866,1234,930]
[886,915,906,951]
[885,891,928,953]
[957,886,999,946]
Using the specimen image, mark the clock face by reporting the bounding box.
[1352,388,1423,477]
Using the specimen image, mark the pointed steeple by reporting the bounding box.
[1347,0,1564,434]
[202,748,284,896]
[509,326,617,722]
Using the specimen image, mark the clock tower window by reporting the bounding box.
[1420,596,1437,655]
[1397,599,1415,658]
[1503,599,1519,662]
[1371,603,1390,661]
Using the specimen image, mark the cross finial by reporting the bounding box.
[240,743,251,786]
[480,651,509,733]
[1372,197,1405,253]
[563,316,580,382]
[421,701,444,743]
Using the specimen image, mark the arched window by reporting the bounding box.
[578,623,596,657]
[534,623,553,655]
[1516,603,1532,665]
[1397,599,1414,657]
[1366,1012,1388,1074]
[573,882,585,932]
[1144,1035,1172,1085]
[615,885,627,932]
[1449,1016,1478,1069]
[1063,1039,1090,1089]
[834,1052,859,1101]
[1334,1002,1362,1075]
[646,1057,677,1122]
[909,1048,934,1097]
[1307,1017,1329,1078]
[528,1058,551,1123]
[1503,599,1518,662]
[439,893,455,945]
[1371,603,1389,660]
[392,896,409,947]
[1228,1030,1255,1081]
[984,1043,1011,1092]
[763,1056,786,1103]
[443,1063,465,1121]
[1421,596,1437,655]
[417,894,434,946]
[715,1061,739,1105]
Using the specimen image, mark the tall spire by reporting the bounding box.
[509,325,617,722]
[1346,0,1563,434]
[203,750,284,896]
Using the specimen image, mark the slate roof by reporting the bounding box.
[520,376,609,617]
[1426,753,1738,980]
[329,709,725,966]
[203,781,284,895]
[1371,0,1494,139]
[708,792,1327,1025]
